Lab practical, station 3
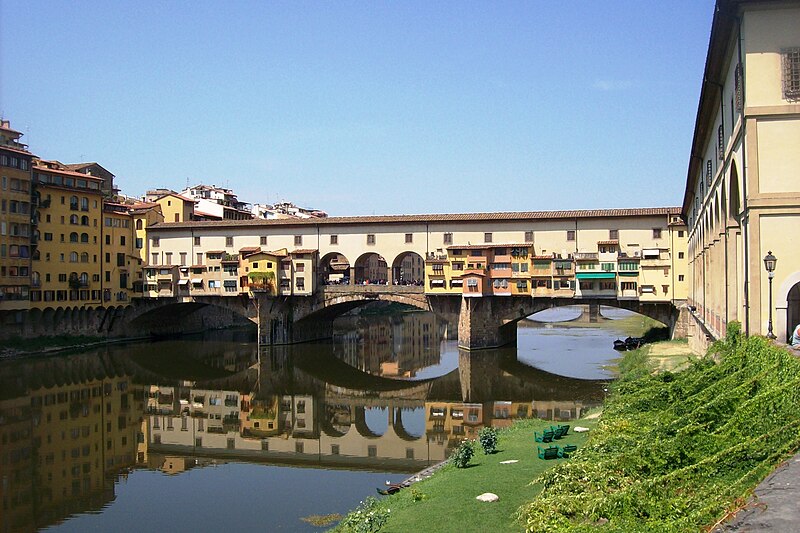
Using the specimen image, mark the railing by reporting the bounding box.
[574,252,598,261]
[323,285,424,295]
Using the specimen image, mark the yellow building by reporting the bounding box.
[102,203,140,305]
[30,160,104,308]
[683,0,800,348]
[0,120,34,311]
[130,202,163,293]
[154,192,195,223]
[240,250,279,295]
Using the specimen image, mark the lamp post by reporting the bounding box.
[763,251,777,340]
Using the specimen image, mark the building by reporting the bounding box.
[181,184,253,220]
[152,191,196,223]
[0,120,34,312]
[101,202,140,304]
[63,162,118,198]
[30,159,104,308]
[252,201,327,220]
[683,0,800,349]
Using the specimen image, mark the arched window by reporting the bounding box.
[80,233,89,243]
[81,215,89,226]
[79,272,88,285]
[80,197,89,211]
[69,232,79,243]
[70,214,79,225]
[32,271,40,286]
[136,219,143,230]
[70,196,79,210]
[80,252,89,263]
[69,252,78,263]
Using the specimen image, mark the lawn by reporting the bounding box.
[335,418,596,533]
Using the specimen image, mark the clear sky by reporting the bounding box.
[1,1,714,216]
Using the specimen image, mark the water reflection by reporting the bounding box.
[0,308,628,532]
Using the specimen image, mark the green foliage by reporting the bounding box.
[409,488,427,502]
[519,323,800,532]
[450,439,475,468]
[337,497,390,533]
[478,427,499,454]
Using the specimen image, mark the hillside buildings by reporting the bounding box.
[684,0,800,349]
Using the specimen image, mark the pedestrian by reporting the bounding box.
[792,322,800,347]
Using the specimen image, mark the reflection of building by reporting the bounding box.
[0,362,145,532]
[333,311,444,378]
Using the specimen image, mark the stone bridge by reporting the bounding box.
[125,285,684,350]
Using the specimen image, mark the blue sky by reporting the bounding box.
[1,1,714,216]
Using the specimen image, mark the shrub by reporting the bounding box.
[451,439,474,468]
[337,497,390,533]
[478,427,498,454]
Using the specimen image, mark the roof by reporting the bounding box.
[63,162,114,177]
[291,249,318,255]
[447,243,528,250]
[239,246,261,254]
[597,240,619,245]
[148,207,683,231]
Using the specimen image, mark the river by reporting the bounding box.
[0,305,644,532]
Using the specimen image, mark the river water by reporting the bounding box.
[0,306,641,532]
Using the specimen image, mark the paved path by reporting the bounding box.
[714,453,800,532]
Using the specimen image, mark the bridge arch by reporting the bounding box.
[389,251,425,286]
[319,252,352,286]
[353,252,388,284]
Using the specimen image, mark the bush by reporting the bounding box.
[337,497,390,533]
[478,427,498,454]
[451,439,474,468]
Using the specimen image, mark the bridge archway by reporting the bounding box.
[354,252,388,284]
[390,251,424,286]
[319,252,351,286]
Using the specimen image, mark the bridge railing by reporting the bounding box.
[322,285,425,296]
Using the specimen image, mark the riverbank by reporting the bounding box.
[332,418,598,532]
[0,334,149,360]
[334,327,800,532]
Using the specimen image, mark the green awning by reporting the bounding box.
[619,272,639,277]
[575,272,616,279]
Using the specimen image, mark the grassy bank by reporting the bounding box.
[331,419,597,532]
[519,323,800,531]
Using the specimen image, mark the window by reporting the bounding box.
[260,236,267,245]
[678,252,684,259]
[296,278,305,290]
[117,253,125,267]
[330,234,338,245]
[165,252,172,264]
[678,274,685,281]
[524,231,533,243]
[196,253,203,265]
[652,228,662,239]
[405,233,413,244]
[135,237,143,249]
[609,229,618,240]
[225,236,233,247]
[484,232,492,243]
[194,236,201,246]
[152,253,159,264]
[293,235,302,246]
[678,230,684,238]
[180,252,187,265]
[567,230,576,241]
[152,237,159,247]
[782,47,800,101]
[367,234,375,245]
[442,232,453,244]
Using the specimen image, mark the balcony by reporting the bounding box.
[574,252,598,261]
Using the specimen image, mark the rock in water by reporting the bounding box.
[476,492,499,502]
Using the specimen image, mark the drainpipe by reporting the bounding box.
[735,14,751,336]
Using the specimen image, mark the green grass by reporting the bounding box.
[332,419,597,533]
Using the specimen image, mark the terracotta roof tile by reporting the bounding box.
[148,207,682,231]
[597,240,619,245]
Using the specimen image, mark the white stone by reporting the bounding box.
[499,460,518,464]
[476,492,499,502]
[574,426,591,433]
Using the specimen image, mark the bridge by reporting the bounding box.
[133,207,689,349]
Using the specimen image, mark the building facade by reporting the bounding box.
[684,0,800,349]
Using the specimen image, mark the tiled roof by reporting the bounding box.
[148,207,682,231]
[291,249,318,255]
[447,243,527,250]
[597,240,619,245]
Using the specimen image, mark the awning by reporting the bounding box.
[430,280,445,286]
[575,272,616,279]
[642,249,660,258]
[178,279,189,285]
[191,278,203,284]
[619,272,639,277]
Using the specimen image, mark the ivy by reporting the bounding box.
[518,324,800,532]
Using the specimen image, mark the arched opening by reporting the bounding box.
[69,232,79,243]
[70,214,79,225]
[390,251,424,286]
[785,281,800,343]
[81,215,89,226]
[136,219,143,230]
[80,232,89,243]
[354,252,388,285]
[319,252,351,285]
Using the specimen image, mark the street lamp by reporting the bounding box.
[763,251,777,339]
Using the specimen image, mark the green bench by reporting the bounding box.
[535,429,555,443]
[537,446,560,460]
[551,424,570,439]
[559,444,578,458]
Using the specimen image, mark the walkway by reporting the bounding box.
[714,453,800,531]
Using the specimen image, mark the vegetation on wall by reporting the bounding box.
[518,323,800,532]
